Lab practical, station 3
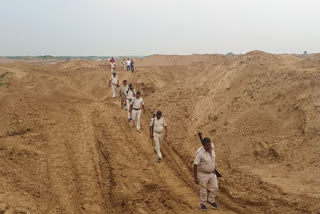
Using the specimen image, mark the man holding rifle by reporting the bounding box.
[194,136,218,211]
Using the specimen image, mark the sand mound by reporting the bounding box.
[134,52,319,213]
[135,54,214,67]
[58,59,100,71]
[298,54,320,68]
[0,51,318,214]
[238,50,283,66]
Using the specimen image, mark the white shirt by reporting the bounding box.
[196,143,214,153]
[131,97,144,109]
[126,88,135,100]
[110,76,118,85]
[127,60,131,66]
[194,144,216,173]
[150,117,167,133]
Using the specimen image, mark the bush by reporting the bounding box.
[0,72,8,86]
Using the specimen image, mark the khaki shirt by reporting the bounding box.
[194,144,215,173]
[150,117,167,134]
[110,76,118,85]
[126,89,136,100]
[120,85,128,96]
[131,97,144,109]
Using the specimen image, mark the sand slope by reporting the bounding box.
[0,52,319,214]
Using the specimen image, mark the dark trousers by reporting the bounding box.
[127,65,130,71]
[131,65,134,72]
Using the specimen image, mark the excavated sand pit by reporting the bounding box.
[0,51,319,214]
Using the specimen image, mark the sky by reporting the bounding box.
[0,0,319,56]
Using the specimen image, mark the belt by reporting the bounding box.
[133,108,141,111]
[198,170,214,174]
[127,99,132,101]
[154,130,163,134]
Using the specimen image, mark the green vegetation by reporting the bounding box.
[0,72,8,86]
[4,56,146,60]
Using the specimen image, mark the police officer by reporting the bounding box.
[108,72,119,98]
[120,80,128,109]
[149,110,167,163]
[129,91,145,132]
[125,83,135,122]
[193,137,218,211]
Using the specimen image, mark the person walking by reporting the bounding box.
[108,72,119,98]
[193,137,218,211]
[120,80,128,109]
[130,59,135,73]
[109,57,116,73]
[129,91,145,132]
[122,59,126,70]
[125,83,136,121]
[149,110,167,163]
[110,62,116,73]
[126,58,131,71]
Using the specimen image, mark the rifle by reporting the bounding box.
[151,113,156,146]
[198,132,222,178]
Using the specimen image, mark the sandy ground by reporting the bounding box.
[0,51,319,214]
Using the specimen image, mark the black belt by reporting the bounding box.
[133,108,141,111]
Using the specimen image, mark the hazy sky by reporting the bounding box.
[1,0,319,56]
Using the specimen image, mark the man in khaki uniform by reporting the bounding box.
[193,137,218,211]
[120,80,128,109]
[108,72,119,98]
[149,110,167,163]
[125,83,136,122]
[110,62,116,73]
[129,91,145,132]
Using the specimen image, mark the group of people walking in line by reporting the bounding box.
[108,58,167,164]
[109,57,135,73]
[108,57,218,211]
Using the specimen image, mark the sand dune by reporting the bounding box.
[0,51,319,214]
[134,54,216,67]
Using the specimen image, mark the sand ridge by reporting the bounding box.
[0,51,319,214]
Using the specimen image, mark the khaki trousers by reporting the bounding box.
[120,94,125,108]
[132,109,141,130]
[111,85,117,98]
[198,172,218,204]
[127,99,132,119]
[153,132,163,159]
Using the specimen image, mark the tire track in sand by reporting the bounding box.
[93,99,235,214]
[46,103,110,214]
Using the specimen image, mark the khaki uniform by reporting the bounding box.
[120,84,128,108]
[126,89,136,119]
[194,144,218,205]
[150,117,167,159]
[110,62,116,73]
[110,76,118,98]
[131,97,144,130]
